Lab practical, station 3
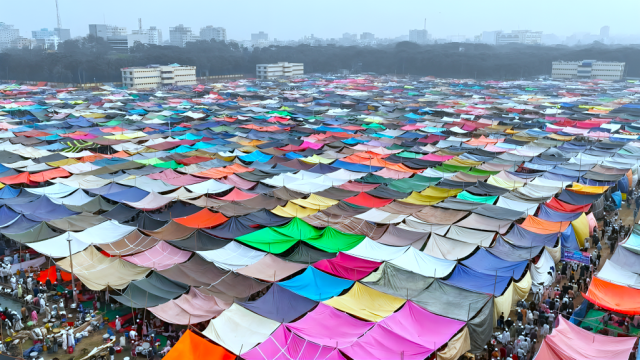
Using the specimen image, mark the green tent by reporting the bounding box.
[389,175,441,193]
[457,191,497,204]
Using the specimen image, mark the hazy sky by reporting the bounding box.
[6,0,639,41]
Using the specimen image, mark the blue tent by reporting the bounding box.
[504,224,558,247]
[461,249,527,279]
[538,205,583,222]
[279,267,353,301]
[236,284,317,323]
[444,265,511,296]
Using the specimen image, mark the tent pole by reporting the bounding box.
[67,237,78,307]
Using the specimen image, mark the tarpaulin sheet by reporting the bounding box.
[57,246,150,290]
[236,253,307,281]
[537,205,583,222]
[535,316,636,360]
[461,248,527,278]
[8,195,79,221]
[236,284,317,323]
[436,326,470,360]
[279,266,354,301]
[314,253,381,280]
[583,276,640,315]
[341,322,434,360]
[504,224,558,247]
[379,301,465,348]
[444,265,511,296]
[388,246,456,278]
[36,265,72,284]
[345,237,409,261]
[521,215,570,234]
[111,272,189,308]
[557,189,602,206]
[424,234,478,260]
[159,254,267,302]
[610,246,640,274]
[362,262,436,298]
[123,241,192,270]
[546,196,591,213]
[446,226,496,247]
[149,288,231,325]
[286,303,374,347]
[164,330,235,360]
[488,236,541,262]
[597,261,640,288]
[202,303,280,355]
[411,279,490,321]
[197,241,266,270]
[242,325,345,360]
[173,209,228,228]
[323,282,406,322]
[530,250,556,293]
[571,213,590,248]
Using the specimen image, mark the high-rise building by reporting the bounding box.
[496,30,542,45]
[128,26,163,47]
[409,29,428,44]
[360,32,375,41]
[88,24,127,40]
[600,26,610,38]
[54,28,71,42]
[552,60,625,80]
[251,31,269,42]
[200,26,226,42]
[0,23,20,49]
[169,24,199,47]
[31,28,60,50]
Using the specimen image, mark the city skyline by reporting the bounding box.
[2,0,639,42]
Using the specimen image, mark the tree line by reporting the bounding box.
[0,35,638,83]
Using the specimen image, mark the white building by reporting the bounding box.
[121,64,197,89]
[200,26,226,41]
[128,26,163,47]
[552,60,626,80]
[496,30,542,45]
[256,62,304,80]
[409,29,428,44]
[31,28,60,50]
[0,23,20,49]
[89,24,127,40]
[170,25,199,47]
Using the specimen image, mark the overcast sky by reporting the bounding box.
[6,0,639,41]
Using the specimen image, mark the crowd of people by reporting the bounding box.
[480,186,640,360]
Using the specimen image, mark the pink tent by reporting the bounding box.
[341,324,434,360]
[148,288,231,325]
[313,253,381,280]
[379,302,465,348]
[123,241,192,270]
[285,303,373,347]
[242,325,346,360]
[535,316,636,360]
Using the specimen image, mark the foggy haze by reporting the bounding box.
[7,0,640,41]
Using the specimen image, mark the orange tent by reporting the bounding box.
[37,265,72,284]
[164,330,235,360]
[583,277,640,315]
[174,209,228,228]
[520,215,570,234]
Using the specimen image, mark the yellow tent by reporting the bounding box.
[291,194,338,210]
[568,183,608,195]
[323,282,406,322]
[571,213,590,248]
[271,202,318,218]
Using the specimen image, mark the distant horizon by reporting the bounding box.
[4,0,639,42]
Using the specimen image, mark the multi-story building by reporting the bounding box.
[496,30,542,45]
[251,31,269,42]
[409,29,428,44]
[121,64,197,89]
[31,28,60,50]
[10,37,33,49]
[89,24,127,40]
[361,32,375,41]
[600,26,610,38]
[169,24,199,47]
[256,62,304,80]
[128,26,163,47]
[54,28,71,42]
[0,23,20,49]
[552,60,625,80]
[200,26,226,42]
